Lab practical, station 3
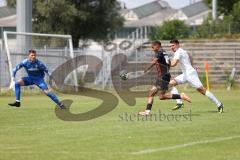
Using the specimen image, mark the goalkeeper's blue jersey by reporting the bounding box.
[13,59,49,79]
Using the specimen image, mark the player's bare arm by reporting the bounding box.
[189,53,200,71]
[144,58,157,73]
[189,54,194,66]
[170,58,179,67]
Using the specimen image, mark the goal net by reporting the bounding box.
[3,31,78,91]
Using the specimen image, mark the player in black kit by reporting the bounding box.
[138,41,191,116]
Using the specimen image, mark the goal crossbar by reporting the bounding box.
[4,31,72,38]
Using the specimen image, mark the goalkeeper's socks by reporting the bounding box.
[15,82,21,101]
[46,92,61,106]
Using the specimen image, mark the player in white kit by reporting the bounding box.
[169,39,223,113]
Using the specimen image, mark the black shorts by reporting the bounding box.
[154,73,171,91]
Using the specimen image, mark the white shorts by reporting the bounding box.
[174,71,203,88]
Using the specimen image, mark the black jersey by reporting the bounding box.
[154,48,170,77]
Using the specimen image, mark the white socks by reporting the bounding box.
[145,110,151,113]
[205,91,221,107]
[170,87,221,108]
[171,87,183,104]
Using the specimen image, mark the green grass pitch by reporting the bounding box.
[0,89,240,160]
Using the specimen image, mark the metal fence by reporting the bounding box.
[0,39,239,92]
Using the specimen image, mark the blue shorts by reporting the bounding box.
[22,77,48,90]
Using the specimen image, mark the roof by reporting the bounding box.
[132,0,170,19]
[0,6,16,26]
[0,15,16,26]
[181,1,209,18]
[120,8,129,15]
[0,6,16,18]
[124,8,176,27]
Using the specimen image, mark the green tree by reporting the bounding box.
[7,0,124,47]
[192,16,213,38]
[231,1,240,23]
[149,20,189,40]
[203,0,240,16]
[194,1,240,38]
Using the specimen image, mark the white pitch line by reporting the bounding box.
[132,135,240,155]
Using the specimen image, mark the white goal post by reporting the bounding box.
[3,31,78,90]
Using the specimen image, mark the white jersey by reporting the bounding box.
[173,48,195,75]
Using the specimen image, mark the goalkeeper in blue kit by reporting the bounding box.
[8,49,66,109]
